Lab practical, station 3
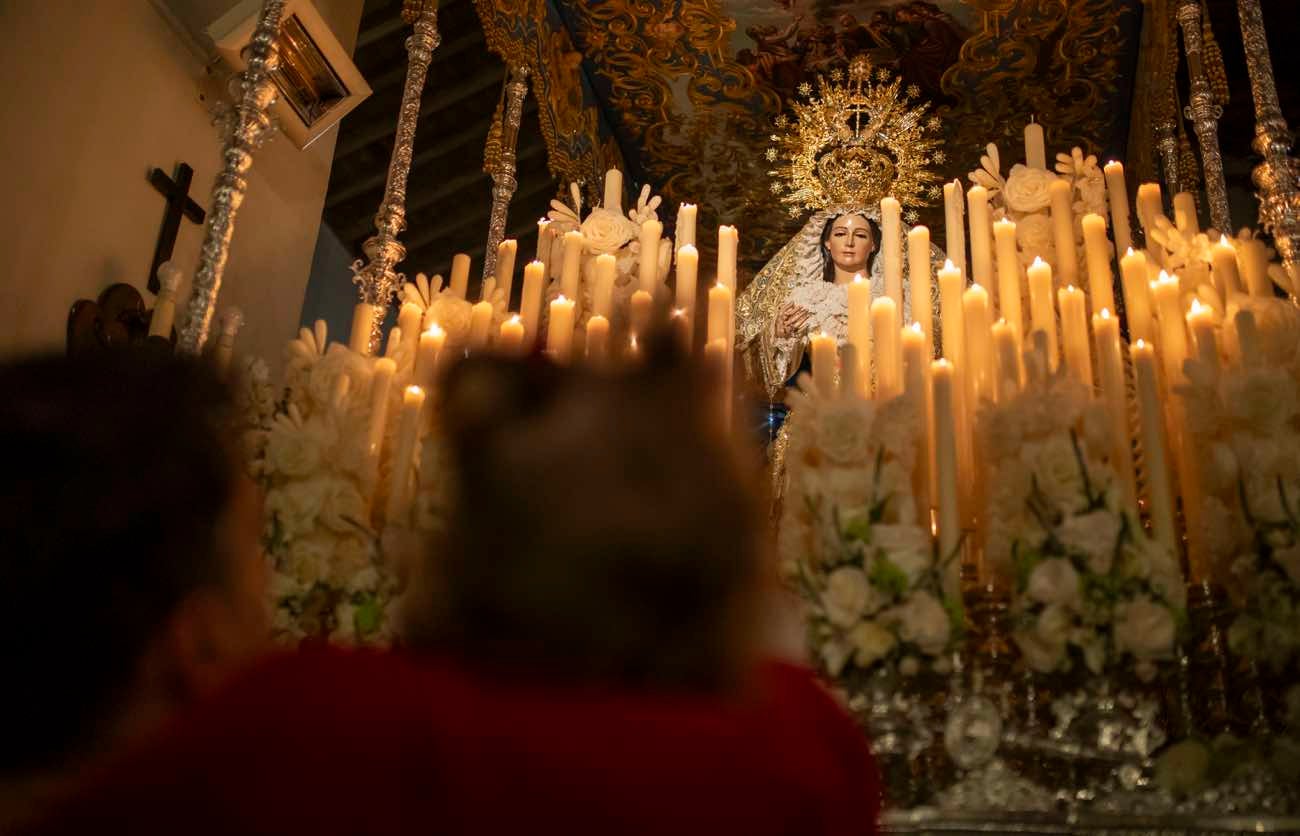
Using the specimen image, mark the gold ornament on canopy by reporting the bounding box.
[766,55,943,217]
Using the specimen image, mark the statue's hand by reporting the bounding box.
[775,303,812,338]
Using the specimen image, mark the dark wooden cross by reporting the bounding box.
[148,163,206,294]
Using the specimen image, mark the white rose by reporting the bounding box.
[1114,596,1177,661]
[822,567,872,628]
[580,207,638,255]
[1023,436,1086,513]
[427,296,474,346]
[1036,603,1074,647]
[1075,629,1107,674]
[811,467,873,508]
[884,590,951,655]
[1014,627,1066,673]
[849,620,897,668]
[821,637,853,677]
[1026,558,1081,609]
[286,535,332,587]
[817,399,874,464]
[1015,212,1056,266]
[265,421,324,478]
[872,524,932,586]
[319,478,368,533]
[266,477,329,540]
[1057,510,1122,574]
[1003,165,1058,213]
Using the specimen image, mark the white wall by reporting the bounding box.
[0,0,364,369]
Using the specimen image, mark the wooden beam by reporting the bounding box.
[401,171,556,254]
[360,29,486,93]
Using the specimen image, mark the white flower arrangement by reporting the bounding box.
[543,182,674,331]
[239,319,444,646]
[400,271,510,353]
[780,376,960,681]
[979,371,1185,682]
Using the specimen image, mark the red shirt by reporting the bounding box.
[32,646,880,835]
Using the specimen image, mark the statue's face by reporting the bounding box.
[824,214,875,274]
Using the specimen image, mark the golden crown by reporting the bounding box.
[767,55,943,218]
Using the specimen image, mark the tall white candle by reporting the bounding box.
[148,261,183,338]
[1210,235,1244,299]
[593,253,617,319]
[676,203,697,249]
[1186,299,1219,372]
[993,218,1023,340]
[1103,161,1133,260]
[585,314,610,367]
[546,295,576,364]
[1094,309,1138,514]
[397,302,423,365]
[1058,285,1092,388]
[943,181,966,277]
[385,385,426,525]
[811,332,838,398]
[498,315,525,356]
[707,282,733,348]
[629,290,653,339]
[413,324,445,394]
[536,219,551,262]
[881,196,903,310]
[1026,257,1059,370]
[349,303,376,356]
[365,357,397,484]
[213,308,243,379]
[495,240,518,305]
[1049,177,1079,287]
[872,297,901,400]
[1151,271,1188,384]
[967,185,994,290]
[603,169,623,212]
[992,318,1020,401]
[468,301,493,351]
[675,245,699,345]
[1081,213,1116,315]
[1234,308,1260,368]
[1024,120,1047,169]
[908,226,934,356]
[1173,192,1199,236]
[1119,249,1155,344]
[902,323,930,526]
[932,360,961,566]
[560,230,584,302]
[1136,183,1163,236]
[637,219,663,292]
[717,225,739,292]
[450,253,472,299]
[1132,341,1178,552]
[520,260,547,346]
[962,283,994,405]
[847,273,872,396]
[1239,237,1271,297]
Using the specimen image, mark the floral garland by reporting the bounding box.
[978,371,1185,682]
[779,377,961,681]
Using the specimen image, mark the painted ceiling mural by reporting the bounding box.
[478,0,1143,276]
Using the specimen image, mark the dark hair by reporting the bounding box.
[411,336,763,692]
[820,212,880,283]
[0,351,241,776]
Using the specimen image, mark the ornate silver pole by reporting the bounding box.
[351,0,441,352]
[1155,117,1183,197]
[1176,0,1232,232]
[482,64,530,280]
[1235,0,1300,273]
[178,0,284,354]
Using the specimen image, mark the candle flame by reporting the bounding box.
[1135,338,1148,349]
[1124,246,1136,257]
[1219,234,1232,247]
[942,258,957,271]
[1099,307,1112,319]
[910,321,923,333]
[508,314,521,324]
[995,217,1014,227]
[538,217,549,226]
[1188,298,1207,315]
[678,243,698,255]
[671,307,687,319]
[1031,256,1046,267]
[853,272,866,283]
[1066,284,1077,292]
[425,323,445,337]
[406,385,423,396]
[1156,270,1176,285]
[555,294,570,303]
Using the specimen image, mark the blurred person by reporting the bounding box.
[27,337,880,836]
[0,351,269,828]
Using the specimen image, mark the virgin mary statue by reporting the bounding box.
[736,56,946,402]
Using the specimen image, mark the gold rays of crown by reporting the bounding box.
[767,55,944,218]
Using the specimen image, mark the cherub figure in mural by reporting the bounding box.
[736,56,945,406]
[738,17,805,98]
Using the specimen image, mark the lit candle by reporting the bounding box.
[148,261,182,338]
[1173,192,1199,236]
[1151,271,1188,384]
[717,225,739,292]
[1239,237,1271,297]
[676,203,697,249]
[932,359,961,566]
[938,259,966,368]
[872,297,901,400]
[637,218,663,293]
[902,322,926,403]
[811,331,838,398]
[1058,285,1092,388]
[675,245,699,346]
[908,226,934,357]
[593,253,617,320]
[1136,183,1163,237]
[670,307,691,355]
[1093,308,1138,514]
[413,324,446,393]
[992,318,1020,401]
[498,315,525,356]
[560,230,584,302]
[1081,213,1116,315]
[349,302,376,355]
[967,185,993,289]
[365,357,397,482]
[962,283,994,405]
[449,253,472,300]
[1049,177,1079,287]
[468,301,493,351]
[520,260,546,346]
[847,273,872,396]
[881,196,903,310]
[629,289,653,339]
[1103,161,1133,260]
[536,219,551,262]
[1234,308,1260,367]
[993,219,1022,340]
[943,181,966,276]
[585,314,610,367]
[1132,340,1178,552]
[1210,235,1244,299]
[1186,298,1219,372]
[495,240,518,305]
[1119,248,1155,343]
[603,168,623,212]
[1026,257,1059,370]
[707,282,733,349]
[546,295,576,364]
[1024,120,1047,169]
[385,385,426,525]
[902,322,930,527]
